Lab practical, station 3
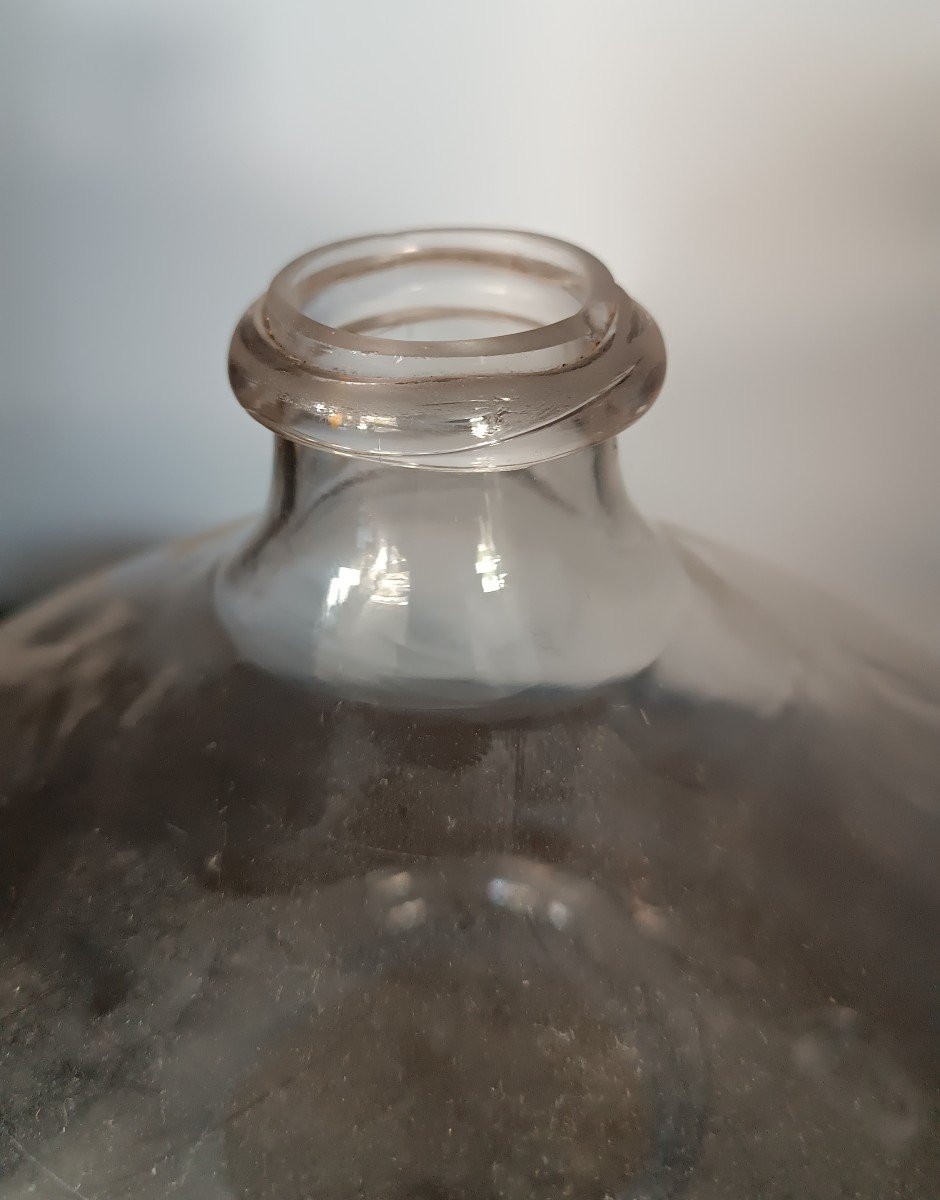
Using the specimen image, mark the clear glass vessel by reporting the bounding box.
[0,230,937,1199]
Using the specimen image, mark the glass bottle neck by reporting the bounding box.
[228,229,665,470]
[216,437,687,711]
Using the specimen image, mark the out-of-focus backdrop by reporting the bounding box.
[1,1,938,642]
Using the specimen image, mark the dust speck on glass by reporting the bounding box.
[0,229,937,1199]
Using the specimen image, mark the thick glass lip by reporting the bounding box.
[229,227,667,470]
[263,228,619,371]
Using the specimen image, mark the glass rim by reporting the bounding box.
[228,227,667,470]
[263,228,620,366]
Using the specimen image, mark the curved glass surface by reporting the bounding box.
[0,231,937,1199]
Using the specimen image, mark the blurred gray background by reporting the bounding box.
[1,0,938,642]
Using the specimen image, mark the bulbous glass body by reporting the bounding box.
[1,231,937,1199]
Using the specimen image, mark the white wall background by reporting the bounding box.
[1,1,938,643]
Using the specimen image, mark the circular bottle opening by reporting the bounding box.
[264,229,616,374]
[229,228,666,469]
[304,255,582,340]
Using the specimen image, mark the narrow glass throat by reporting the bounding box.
[217,228,682,708]
[216,438,687,709]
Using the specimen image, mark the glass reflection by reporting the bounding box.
[475,511,506,593]
[323,540,410,614]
